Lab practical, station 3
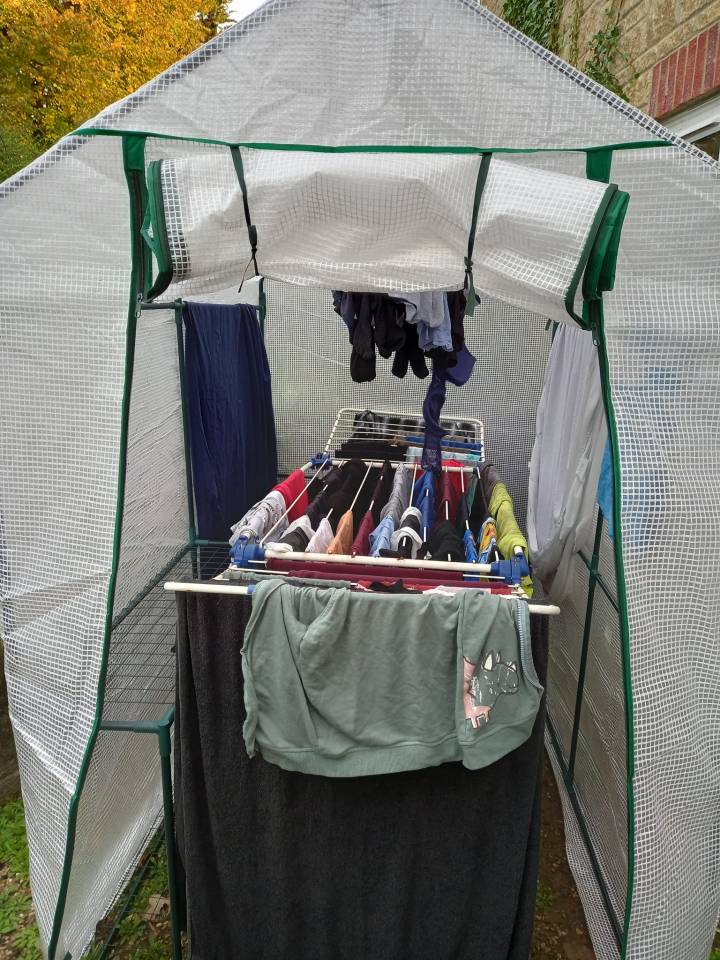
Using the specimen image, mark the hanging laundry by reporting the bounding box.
[241,580,542,777]
[413,472,436,537]
[447,289,468,356]
[273,468,311,523]
[596,437,615,539]
[230,490,287,546]
[389,291,453,353]
[463,529,479,564]
[434,467,462,528]
[389,506,424,558]
[323,460,368,531]
[489,484,529,561]
[368,516,395,557]
[332,292,406,383]
[332,291,354,332]
[488,483,533,597]
[391,322,429,379]
[305,490,330,528]
[428,521,466,562]
[527,324,608,601]
[363,580,415,594]
[420,363,448,472]
[271,515,314,553]
[456,491,471,534]
[183,302,278,541]
[265,560,511,593]
[477,518,500,564]
[351,510,376,556]
[380,462,413,526]
[468,462,500,535]
[350,467,380,527]
[327,509,354,554]
[368,460,394,522]
[306,516,334,554]
[303,466,344,528]
[268,556,462,582]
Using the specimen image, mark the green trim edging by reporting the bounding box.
[143,160,174,300]
[564,184,617,326]
[591,299,636,960]
[582,191,630,302]
[47,132,148,960]
[74,127,674,155]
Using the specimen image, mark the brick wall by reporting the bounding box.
[482,0,720,115]
[650,23,720,116]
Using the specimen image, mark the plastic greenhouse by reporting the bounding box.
[1,1,719,958]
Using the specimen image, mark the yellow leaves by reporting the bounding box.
[0,0,230,170]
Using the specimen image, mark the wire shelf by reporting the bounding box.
[103,544,230,720]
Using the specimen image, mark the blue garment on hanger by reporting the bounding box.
[368,516,395,557]
[596,437,615,539]
[183,301,277,541]
[463,529,478,564]
[413,472,436,538]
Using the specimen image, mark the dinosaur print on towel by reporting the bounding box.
[463,652,519,730]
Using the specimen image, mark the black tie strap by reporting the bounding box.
[464,152,492,317]
[230,146,259,289]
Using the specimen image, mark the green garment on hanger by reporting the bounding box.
[488,482,533,597]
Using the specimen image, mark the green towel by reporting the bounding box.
[242,580,542,777]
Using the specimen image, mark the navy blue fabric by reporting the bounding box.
[183,302,277,541]
[421,363,448,471]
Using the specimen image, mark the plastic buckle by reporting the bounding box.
[230,538,267,568]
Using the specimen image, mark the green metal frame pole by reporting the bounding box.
[566,510,605,785]
[100,709,183,960]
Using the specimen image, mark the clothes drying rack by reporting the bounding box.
[167,406,560,616]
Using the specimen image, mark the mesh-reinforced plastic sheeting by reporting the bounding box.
[87,0,673,150]
[546,523,628,953]
[602,146,720,960]
[263,281,550,526]
[149,148,614,322]
[0,135,130,953]
[56,306,189,960]
[0,0,719,957]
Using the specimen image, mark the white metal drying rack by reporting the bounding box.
[165,408,559,615]
[322,406,485,465]
[163,579,559,616]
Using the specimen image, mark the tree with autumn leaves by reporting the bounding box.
[0,0,230,180]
